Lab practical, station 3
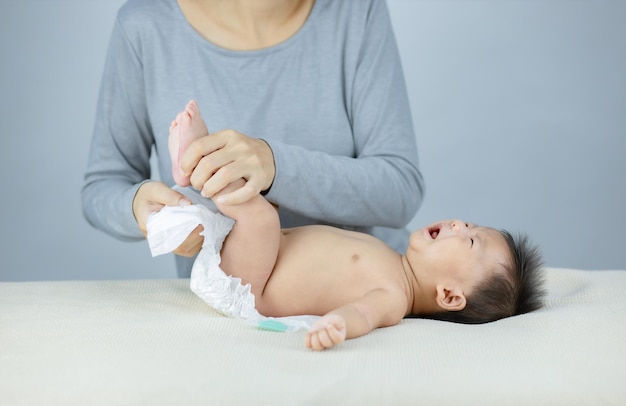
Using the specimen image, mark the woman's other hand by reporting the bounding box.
[132,181,203,257]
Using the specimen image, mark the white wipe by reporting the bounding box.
[146,186,319,332]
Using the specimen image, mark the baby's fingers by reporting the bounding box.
[304,331,320,350]
[315,327,335,349]
[215,181,260,205]
[305,324,345,351]
[326,323,346,346]
[305,330,330,351]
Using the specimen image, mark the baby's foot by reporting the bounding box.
[168,118,185,185]
[168,100,209,186]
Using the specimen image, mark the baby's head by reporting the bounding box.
[406,219,545,324]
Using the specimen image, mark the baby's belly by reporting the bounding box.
[256,254,381,317]
[256,230,389,317]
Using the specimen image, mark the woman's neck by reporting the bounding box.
[179,0,315,51]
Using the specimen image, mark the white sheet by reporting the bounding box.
[1,268,625,405]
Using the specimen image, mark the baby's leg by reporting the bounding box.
[212,179,281,301]
[168,100,208,186]
[174,101,279,300]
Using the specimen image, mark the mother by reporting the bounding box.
[82,0,425,277]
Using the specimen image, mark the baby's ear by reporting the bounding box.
[435,285,467,312]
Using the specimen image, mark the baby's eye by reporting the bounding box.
[470,238,474,247]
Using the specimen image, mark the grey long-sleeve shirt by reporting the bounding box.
[82,0,425,277]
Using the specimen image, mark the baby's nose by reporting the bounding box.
[450,220,468,234]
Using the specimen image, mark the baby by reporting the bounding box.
[168,101,545,351]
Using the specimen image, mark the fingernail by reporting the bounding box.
[179,198,191,206]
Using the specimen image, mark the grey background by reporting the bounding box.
[1,0,624,281]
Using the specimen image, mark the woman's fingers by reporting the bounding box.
[132,181,192,236]
[180,129,275,203]
[213,180,261,205]
[178,132,226,178]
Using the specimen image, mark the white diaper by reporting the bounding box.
[146,186,319,332]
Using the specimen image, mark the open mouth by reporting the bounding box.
[428,225,441,239]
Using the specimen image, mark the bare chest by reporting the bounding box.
[258,227,406,316]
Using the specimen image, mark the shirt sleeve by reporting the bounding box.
[81,17,153,241]
[265,0,424,228]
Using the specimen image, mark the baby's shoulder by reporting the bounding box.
[363,286,408,327]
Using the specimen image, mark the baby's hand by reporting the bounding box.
[304,314,347,351]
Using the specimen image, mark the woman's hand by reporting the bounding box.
[179,129,275,205]
[132,181,203,257]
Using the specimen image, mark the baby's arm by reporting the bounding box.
[304,289,402,351]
